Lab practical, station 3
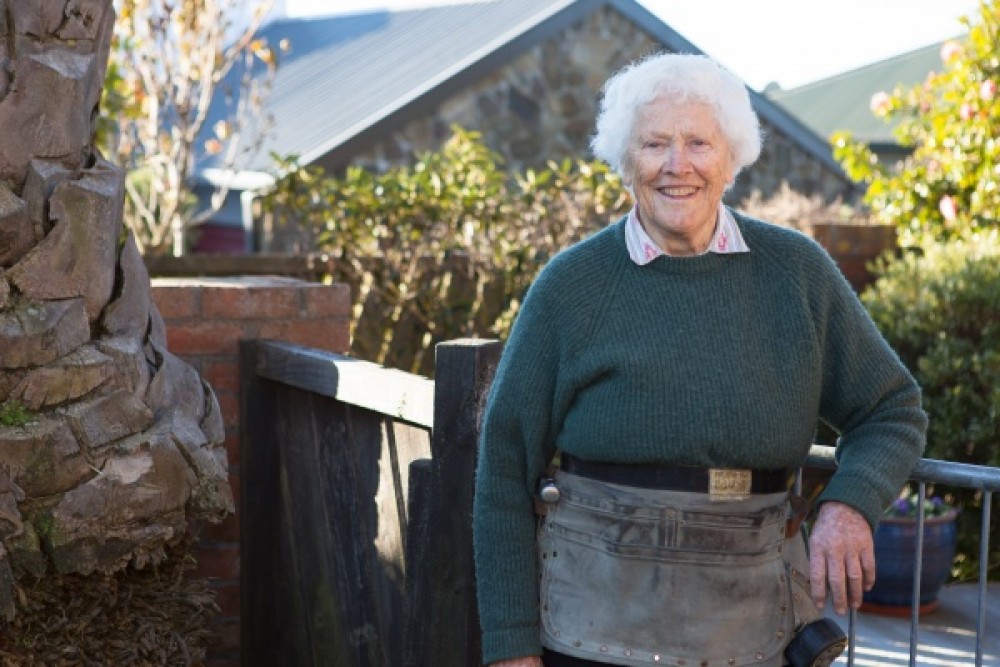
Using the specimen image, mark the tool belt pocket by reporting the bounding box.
[538,471,794,666]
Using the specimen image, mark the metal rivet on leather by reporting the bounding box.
[600,646,608,653]
[624,649,632,657]
[653,655,661,662]
[756,652,765,661]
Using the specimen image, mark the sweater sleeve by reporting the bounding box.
[810,248,928,529]
[473,273,564,664]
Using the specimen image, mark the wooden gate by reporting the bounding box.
[240,338,502,666]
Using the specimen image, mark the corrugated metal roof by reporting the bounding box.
[766,40,951,145]
[220,0,575,173]
[198,0,842,181]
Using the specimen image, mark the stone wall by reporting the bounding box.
[350,6,852,205]
[150,276,351,666]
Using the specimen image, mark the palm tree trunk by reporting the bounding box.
[0,0,231,626]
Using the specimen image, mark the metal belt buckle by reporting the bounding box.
[709,468,752,501]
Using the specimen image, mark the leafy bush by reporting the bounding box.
[833,2,1000,246]
[862,233,1000,579]
[262,126,629,376]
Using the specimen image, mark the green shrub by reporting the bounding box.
[262,126,629,376]
[862,232,1000,579]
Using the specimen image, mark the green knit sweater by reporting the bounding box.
[472,211,927,664]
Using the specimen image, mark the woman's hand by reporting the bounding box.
[808,501,875,615]
[491,658,543,667]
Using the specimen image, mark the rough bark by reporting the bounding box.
[0,0,232,621]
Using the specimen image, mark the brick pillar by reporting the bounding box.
[150,276,351,667]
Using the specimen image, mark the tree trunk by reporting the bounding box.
[0,0,231,623]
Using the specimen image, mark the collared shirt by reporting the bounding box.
[624,203,749,265]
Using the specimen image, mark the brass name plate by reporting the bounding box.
[709,469,751,501]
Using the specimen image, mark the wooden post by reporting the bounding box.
[239,339,287,665]
[404,339,503,667]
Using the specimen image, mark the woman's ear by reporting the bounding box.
[620,156,634,188]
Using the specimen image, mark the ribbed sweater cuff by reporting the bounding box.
[816,474,885,531]
[481,625,541,666]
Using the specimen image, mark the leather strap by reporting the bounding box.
[561,453,793,495]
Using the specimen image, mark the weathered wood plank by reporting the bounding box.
[255,339,435,428]
[402,458,433,667]
[269,385,400,666]
[404,338,503,667]
[240,340,290,666]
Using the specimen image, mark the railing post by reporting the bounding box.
[404,339,503,667]
[239,340,285,666]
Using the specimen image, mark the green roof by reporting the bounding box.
[766,40,955,146]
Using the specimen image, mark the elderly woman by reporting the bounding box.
[473,53,926,667]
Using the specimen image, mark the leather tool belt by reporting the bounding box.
[561,453,794,498]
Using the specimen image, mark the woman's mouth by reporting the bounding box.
[659,186,697,197]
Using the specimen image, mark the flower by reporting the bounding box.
[884,489,955,519]
[981,79,996,101]
[869,91,892,117]
[939,195,958,221]
[940,40,964,65]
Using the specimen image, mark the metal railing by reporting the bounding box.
[804,445,1000,667]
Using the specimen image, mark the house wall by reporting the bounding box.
[349,6,852,207]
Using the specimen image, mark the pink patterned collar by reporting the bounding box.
[624,204,749,265]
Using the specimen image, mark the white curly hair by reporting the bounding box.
[590,52,762,187]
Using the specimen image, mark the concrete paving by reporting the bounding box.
[824,583,1000,666]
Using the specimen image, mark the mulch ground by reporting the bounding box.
[0,539,217,666]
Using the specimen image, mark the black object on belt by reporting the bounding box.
[560,453,793,494]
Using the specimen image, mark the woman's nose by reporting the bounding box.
[662,146,691,173]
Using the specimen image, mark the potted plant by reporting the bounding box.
[862,488,959,615]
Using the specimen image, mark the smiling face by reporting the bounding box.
[624,97,734,256]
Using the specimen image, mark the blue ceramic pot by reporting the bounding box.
[863,510,958,609]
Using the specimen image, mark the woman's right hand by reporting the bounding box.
[491,658,543,667]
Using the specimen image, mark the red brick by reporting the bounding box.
[259,317,351,354]
[203,360,240,394]
[197,512,240,543]
[302,283,351,318]
[205,618,241,665]
[150,284,200,320]
[215,392,240,430]
[223,432,240,467]
[193,542,240,581]
[166,321,247,357]
[202,285,301,320]
[205,653,240,667]
[210,581,241,617]
[227,469,240,507]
